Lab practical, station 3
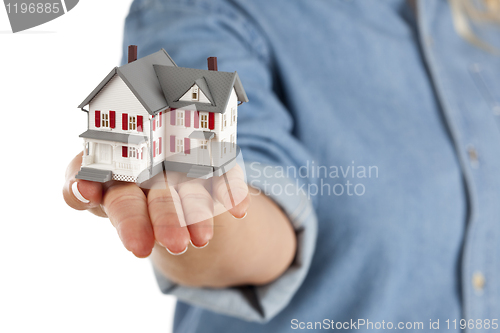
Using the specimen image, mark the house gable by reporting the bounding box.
[177,82,212,104]
[89,75,149,132]
[154,65,249,114]
[79,49,177,115]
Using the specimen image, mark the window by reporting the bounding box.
[200,140,208,150]
[200,114,208,129]
[129,147,136,158]
[85,142,90,156]
[192,86,199,101]
[231,107,236,125]
[230,134,234,152]
[101,112,109,128]
[176,138,184,153]
[176,111,184,126]
[222,113,227,131]
[220,139,225,158]
[156,113,161,129]
[129,116,136,131]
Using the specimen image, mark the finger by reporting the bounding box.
[177,178,214,248]
[103,182,154,258]
[63,152,105,215]
[213,164,250,218]
[147,177,191,254]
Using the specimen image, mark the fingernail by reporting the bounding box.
[165,245,188,255]
[233,212,247,220]
[72,182,90,203]
[190,239,209,249]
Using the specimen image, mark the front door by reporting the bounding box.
[197,140,211,166]
[96,144,112,164]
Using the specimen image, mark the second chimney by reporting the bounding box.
[207,57,218,71]
[128,45,138,63]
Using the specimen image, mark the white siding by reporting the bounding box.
[152,111,166,163]
[164,108,203,165]
[83,75,153,178]
[163,88,239,168]
[212,88,238,167]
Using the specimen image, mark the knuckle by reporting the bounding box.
[180,191,212,203]
[148,195,176,208]
[113,213,149,230]
[105,193,144,211]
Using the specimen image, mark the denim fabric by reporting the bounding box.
[123,0,500,331]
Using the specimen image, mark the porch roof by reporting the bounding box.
[79,130,148,145]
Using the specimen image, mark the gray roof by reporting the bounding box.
[78,49,177,115]
[79,130,147,145]
[154,65,249,114]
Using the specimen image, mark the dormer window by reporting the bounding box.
[192,86,199,101]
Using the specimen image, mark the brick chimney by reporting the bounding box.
[207,57,218,71]
[128,45,138,63]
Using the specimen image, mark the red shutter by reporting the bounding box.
[95,111,100,128]
[185,110,191,127]
[159,112,162,127]
[194,111,199,129]
[184,138,190,154]
[170,109,176,125]
[137,115,143,132]
[153,141,156,157]
[209,112,215,130]
[159,137,162,154]
[122,113,128,130]
[170,135,175,152]
[109,111,116,128]
[153,115,156,131]
[122,146,128,158]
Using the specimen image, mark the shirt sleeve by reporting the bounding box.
[124,0,319,323]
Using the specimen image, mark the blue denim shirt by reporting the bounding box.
[123,0,500,331]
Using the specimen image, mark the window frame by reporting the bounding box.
[101,112,109,128]
[129,146,137,158]
[192,86,199,101]
[129,116,136,131]
[176,138,184,154]
[176,111,185,126]
[200,113,208,129]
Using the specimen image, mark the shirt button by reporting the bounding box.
[467,145,479,168]
[472,272,486,292]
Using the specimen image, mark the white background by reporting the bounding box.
[0,1,176,332]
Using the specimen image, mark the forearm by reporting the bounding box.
[150,187,297,288]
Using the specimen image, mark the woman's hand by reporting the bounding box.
[63,152,250,258]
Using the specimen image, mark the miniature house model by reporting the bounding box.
[76,46,248,183]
